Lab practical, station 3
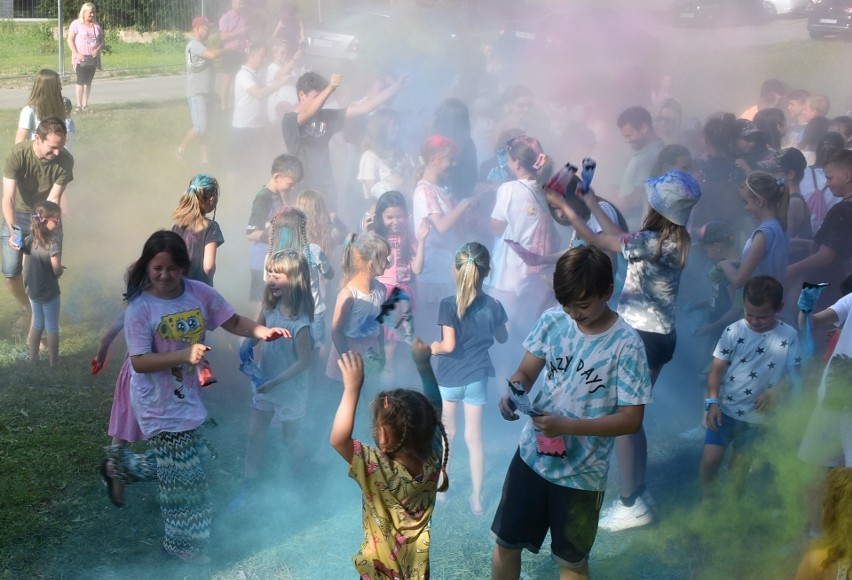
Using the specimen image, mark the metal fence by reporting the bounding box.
[7,0,229,29]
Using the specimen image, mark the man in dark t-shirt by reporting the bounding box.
[282,71,407,209]
[2,117,73,325]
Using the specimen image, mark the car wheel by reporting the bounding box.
[808,29,825,39]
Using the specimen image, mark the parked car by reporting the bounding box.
[671,0,773,25]
[807,0,852,37]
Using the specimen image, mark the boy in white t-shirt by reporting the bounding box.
[491,245,651,580]
[700,275,800,498]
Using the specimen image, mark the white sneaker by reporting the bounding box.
[598,495,653,531]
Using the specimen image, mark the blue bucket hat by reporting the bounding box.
[645,170,701,227]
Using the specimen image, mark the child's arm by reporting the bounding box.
[532,404,644,437]
[92,310,125,374]
[793,547,828,580]
[705,357,726,431]
[717,232,765,289]
[330,351,364,463]
[786,244,836,281]
[296,73,342,125]
[430,325,456,356]
[330,288,354,356]
[544,189,621,254]
[499,351,545,421]
[799,306,840,333]
[220,313,292,341]
[411,219,429,275]
[50,252,63,278]
[131,343,211,374]
[411,338,440,412]
[345,75,407,118]
[494,322,509,344]
[256,327,312,394]
[202,241,218,283]
[427,197,475,235]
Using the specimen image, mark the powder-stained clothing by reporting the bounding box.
[347,434,443,580]
[618,230,684,334]
[255,310,311,420]
[520,307,651,491]
[741,219,788,283]
[125,279,235,439]
[713,319,800,424]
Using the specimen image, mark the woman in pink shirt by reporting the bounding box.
[66,2,104,113]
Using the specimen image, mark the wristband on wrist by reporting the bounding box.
[704,398,719,411]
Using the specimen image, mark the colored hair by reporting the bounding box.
[340,232,390,286]
[29,200,61,250]
[172,174,219,233]
[453,242,490,319]
[271,153,304,181]
[371,190,413,265]
[295,189,334,256]
[641,208,691,268]
[743,275,783,310]
[268,206,312,268]
[742,172,790,231]
[371,388,449,493]
[553,245,613,307]
[506,135,553,186]
[35,117,67,140]
[124,231,191,302]
[417,134,457,180]
[26,69,65,122]
[263,249,315,321]
[818,468,852,571]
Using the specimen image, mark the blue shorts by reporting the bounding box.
[30,294,61,333]
[439,379,487,406]
[1,211,33,278]
[704,412,765,451]
[188,94,212,134]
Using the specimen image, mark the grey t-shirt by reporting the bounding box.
[186,38,214,97]
[23,236,61,302]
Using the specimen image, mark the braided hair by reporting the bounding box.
[371,388,449,493]
[267,206,313,270]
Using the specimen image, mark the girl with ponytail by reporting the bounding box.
[171,173,224,286]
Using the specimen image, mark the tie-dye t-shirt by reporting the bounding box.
[618,230,685,334]
[520,307,652,491]
[125,279,236,438]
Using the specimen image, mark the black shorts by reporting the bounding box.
[635,329,676,373]
[490,450,604,569]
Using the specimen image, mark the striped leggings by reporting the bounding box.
[109,429,213,557]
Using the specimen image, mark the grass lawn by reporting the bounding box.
[0,19,844,578]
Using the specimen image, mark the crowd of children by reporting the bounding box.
[8,41,852,577]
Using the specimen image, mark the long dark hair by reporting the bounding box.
[124,231,191,302]
[370,190,414,264]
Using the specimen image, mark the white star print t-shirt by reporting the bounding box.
[713,319,800,424]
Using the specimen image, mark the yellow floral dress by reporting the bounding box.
[348,434,442,579]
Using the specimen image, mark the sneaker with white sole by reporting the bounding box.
[598,495,653,531]
[641,489,657,514]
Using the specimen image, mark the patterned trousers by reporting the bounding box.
[108,429,213,556]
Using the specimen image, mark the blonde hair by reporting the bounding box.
[341,232,390,286]
[453,242,490,319]
[742,171,790,231]
[78,2,96,21]
[172,174,219,233]
[371,388,449,493]
[26,69,65,122]
[641,208,691,268]
[295,189,334,256]
[29,200,62,249]
[262,249,315,321]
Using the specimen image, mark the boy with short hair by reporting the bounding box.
[699,275,800,498]
[245,154,303,303]
[491,245,651,580]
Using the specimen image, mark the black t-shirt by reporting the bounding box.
[281,108,346,199]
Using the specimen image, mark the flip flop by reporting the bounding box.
[100,459,124,508]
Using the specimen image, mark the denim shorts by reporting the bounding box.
[704,412,765,451]
[30,294,61,333]
[1,211,33,278]
[439,379,488,406]
[188,93,212,134]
